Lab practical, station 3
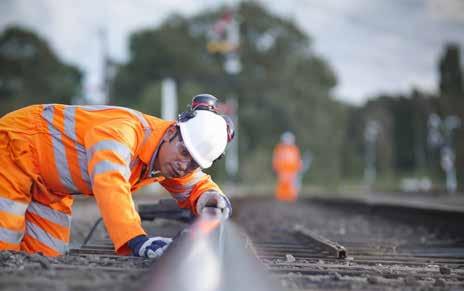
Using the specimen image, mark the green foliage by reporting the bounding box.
[439,43,463,98]
[341,43,464,192]
[0,26,81,115]
[343,92,438,178]
[111,2,344,184]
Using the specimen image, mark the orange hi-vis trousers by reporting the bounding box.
[0,130,72,256]
[275,172,298,202]
[273,143,302,202]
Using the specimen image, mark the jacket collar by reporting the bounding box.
[138,115,175,167]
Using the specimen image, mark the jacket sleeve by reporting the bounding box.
[273,145,283,172]
[296,147,303,172]
[84,119,146,255]
[160,170,225,216]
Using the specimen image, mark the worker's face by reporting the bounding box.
[157,126,200,178]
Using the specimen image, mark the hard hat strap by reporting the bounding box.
[169,127,180,143]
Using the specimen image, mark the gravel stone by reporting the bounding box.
[434,278,446,287]
[366,276,379,284]
[439,266,451,275]
[331,272,343,281]
[29,253,51,270]
[285,254,296,263]
[403,275,418,286]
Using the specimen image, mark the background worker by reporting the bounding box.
[272,131,303,202]
[0,94,233,258]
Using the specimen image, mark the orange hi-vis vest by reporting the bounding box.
[0,104,223,255]
[272,143,302,202]
[273,143,302,174]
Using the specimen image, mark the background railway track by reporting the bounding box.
[234,197,464,290]
[249,225,464,289]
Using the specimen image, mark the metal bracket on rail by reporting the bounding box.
[293,224,347,259]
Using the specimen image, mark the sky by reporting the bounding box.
[0,0,463,105]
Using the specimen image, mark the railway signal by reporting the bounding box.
[428,113,461,193]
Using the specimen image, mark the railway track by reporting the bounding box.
[54,196,464,290]
[249,224,464,289]
[233,197,464,290]
[70,219,464,290]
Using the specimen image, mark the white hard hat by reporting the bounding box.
[178,110,228,169]
[281,131,295,145]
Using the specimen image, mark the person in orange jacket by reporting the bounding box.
[272,131,303,202]
[0,94,233,258]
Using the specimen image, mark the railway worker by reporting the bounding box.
[272,131,303,202]
[0,94,233,258]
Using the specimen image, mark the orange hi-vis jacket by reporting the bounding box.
[272,143,302,202]
[0,104,223,256]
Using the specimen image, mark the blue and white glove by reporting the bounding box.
[196,191,232,218]
[128,235,172,258]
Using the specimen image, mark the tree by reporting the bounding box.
[0,26,81,116]
[438,43,464,191]
[439,43,463,99]
[111,2,344,184]
[342,90,439,183]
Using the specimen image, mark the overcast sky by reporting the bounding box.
[1,0,463,105]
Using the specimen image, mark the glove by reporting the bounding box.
[128,235,172,258]
[196,191,232,218]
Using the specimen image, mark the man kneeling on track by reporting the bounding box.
[0,94,233,258]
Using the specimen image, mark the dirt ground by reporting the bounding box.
[233,197,461,245]
[1,194,464,291]
[0,192,175,291]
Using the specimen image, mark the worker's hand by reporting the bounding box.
[128,235,172,258]
[196,191,232,218]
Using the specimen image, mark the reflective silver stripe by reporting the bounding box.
[42,106,79,193]
[168,171,207,191]
[41,104,54,123]
[143,127,152,142]
[25,221,68,254]
[185,171,207,187]
[80,105,150,129]
[77,144,91,184]
[63,106,91,186]
[63,106,77,141]
[91,160,131,183]
[49,126,79,193]
[87,140,132,166]
[0,227,23,244]
[169,171,207,201]
[44,105,152,190]
[172,192,190,201]
[0,197,28,216]
[27,202,71,228]
[79,105,154,176]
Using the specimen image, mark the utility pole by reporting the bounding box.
[207,10,241,183]
[161,78,178,120]
[98,28,116,104]
[364,120,380,191]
